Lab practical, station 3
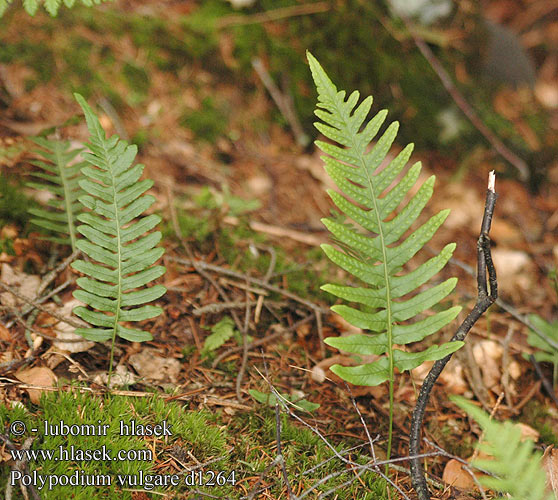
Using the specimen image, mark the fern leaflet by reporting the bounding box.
[71,93,166,349]
[452,396,553,500]
[27,137,84,250]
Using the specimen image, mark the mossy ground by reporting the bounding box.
[1,388,390,499]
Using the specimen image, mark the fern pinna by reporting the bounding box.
[308,52,463,459]
[27,137,85,251]
[71,94,165,352]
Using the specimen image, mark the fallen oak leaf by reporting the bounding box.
[15,365,57,404]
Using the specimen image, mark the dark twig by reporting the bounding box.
[252,58,309,147]
[442,254,558,351]
[410,172,498,500]
[529,354,558,408]
[0,354,37,376]
[397,13,529,182]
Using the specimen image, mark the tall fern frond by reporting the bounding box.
[71,93,165,354]
[0,0,112,17]
[308,52,462,458]
[27,137,85,250]
[452,396,553,500]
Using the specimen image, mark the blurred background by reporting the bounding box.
[0,0,557,315]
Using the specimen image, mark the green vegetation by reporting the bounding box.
[1,388,393,499]
[0,0,113,18]
[309,51,462,462]
[527,313,558,388]
[26,137,85,250]
[70,94,166,353]
[0,175,37,230]
[453,396,553,500]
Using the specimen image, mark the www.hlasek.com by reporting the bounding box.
[7,419,237,491]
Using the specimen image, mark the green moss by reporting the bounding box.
[122,61,150,101]
[521,400,558,446]
[0,176,36,230]
[179,97,228,143]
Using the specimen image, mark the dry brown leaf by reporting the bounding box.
[442,458,476,489]
[515,422,540,442]
[543,446,558,496]
[472,340,503,392]
[412,358,468,394]
[0,263,40,307]
[0,323,11,341]
[15,366,57,404]
[51,299,94,354]
[329,313,363,337]
[129,348,181,383]
[311,354,355,383]
[93,364,137,389]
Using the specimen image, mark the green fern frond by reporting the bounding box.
[71,93,166,348]
[0,0,111,17]
[452,396,553,500]
[27,137,84,250]
[308,51,462,385]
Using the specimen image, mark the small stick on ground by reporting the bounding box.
[275,403,294,499]
[217,2,330,29]
[166,183,244,333]
[252,58,309,147]
[235,284,251,402]
[211,313,314,368]
[166,256,329,315]
[410,171,498,500]
[5,249,80,329]
[0,281,83,329]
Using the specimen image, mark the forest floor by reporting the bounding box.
[0,1,558,499]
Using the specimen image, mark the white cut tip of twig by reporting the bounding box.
[488,170,495,192]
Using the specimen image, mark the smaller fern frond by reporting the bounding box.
[71,93,166,346]
[27,136,85,250]
[452,396,553,500]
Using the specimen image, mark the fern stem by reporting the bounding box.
[410,178,498,500]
